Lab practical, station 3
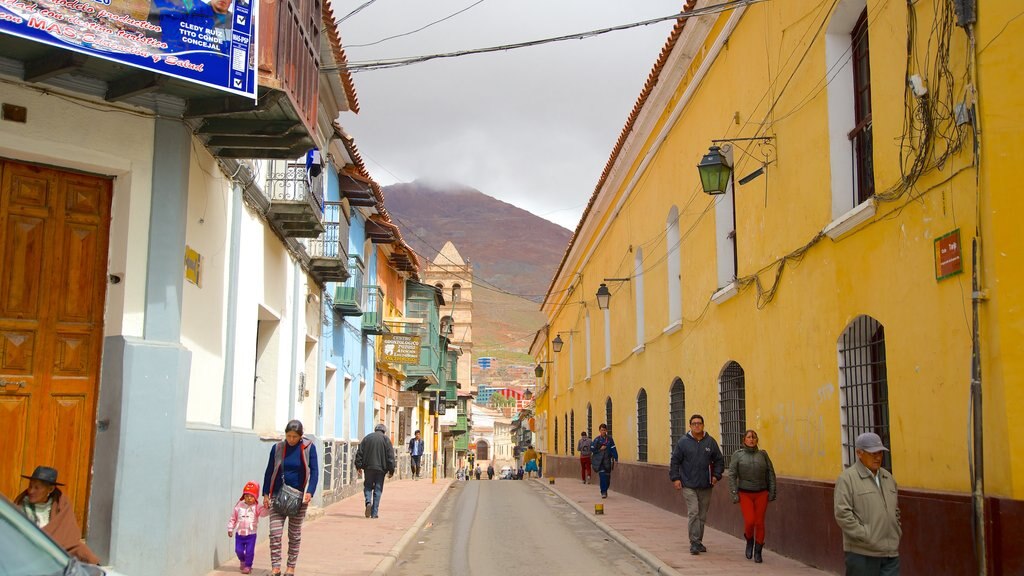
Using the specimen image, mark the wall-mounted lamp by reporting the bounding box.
[534,360,554,377]
[595,278,630,310]
[697,137,774,196]
[552,335,564,353]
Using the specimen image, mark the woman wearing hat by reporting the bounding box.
[15,465,101,564]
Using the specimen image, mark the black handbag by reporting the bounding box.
[273,484,304,516]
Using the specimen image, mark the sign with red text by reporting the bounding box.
[0,0,256,97]
[934,229,963,281]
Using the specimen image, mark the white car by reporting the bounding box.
[0,496,129,576]
[499,466,513,479]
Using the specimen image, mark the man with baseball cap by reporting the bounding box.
[834,432,901,576]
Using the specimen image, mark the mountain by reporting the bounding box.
[382,180,572,301]
[382,180,571,358]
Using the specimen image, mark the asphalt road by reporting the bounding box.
[390,479,656,576]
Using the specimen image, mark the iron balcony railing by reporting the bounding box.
[265,160,325,214]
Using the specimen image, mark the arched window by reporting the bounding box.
[570,410,576,455]
[587,403,593,438]
[434,282,444,291]
[666,206,681,326]
[719,361,747,465]
[476,439,489,461]
[440,315,454,338]
[838,315,891,471]
[669,378,686,450]
[634,247,645,349]
[605,397,614,436]
[554,417,559,455]
[452,283,462,303]
[637,388,648,462]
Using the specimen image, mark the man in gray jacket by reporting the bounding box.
[355,423,396,519]
[669,414,725,555]
[834,432,901,576]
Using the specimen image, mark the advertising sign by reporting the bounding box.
[934,229,963,281]
[381,334,421,364]
[0,0,257,97]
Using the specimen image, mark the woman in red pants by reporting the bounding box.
[728,429,777,563]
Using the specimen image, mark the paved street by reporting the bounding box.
[205,476,834,576]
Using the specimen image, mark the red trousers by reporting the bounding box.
[739,490,769,544]
[580,456,591,482]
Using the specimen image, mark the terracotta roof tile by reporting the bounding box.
[322,0,361,114]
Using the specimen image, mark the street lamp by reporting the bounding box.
[596,283,611,310]
[534,361,553,377]
[552,335,563,353]
[696,145,732,195]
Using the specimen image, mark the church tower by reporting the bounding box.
[423,241,475,393]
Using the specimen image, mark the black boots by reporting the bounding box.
[754,543,764,563]
[745,537,754,560]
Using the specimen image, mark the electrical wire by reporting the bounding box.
[337,0,380,25]
[346,0,489,49]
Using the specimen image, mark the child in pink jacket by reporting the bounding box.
[227,481,266,574]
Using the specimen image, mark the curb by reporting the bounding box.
[537,479,683,576]
[371,480,453,576]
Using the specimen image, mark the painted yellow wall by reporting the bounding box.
[542,0,1020,498]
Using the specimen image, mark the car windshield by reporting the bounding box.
[0,498,72,576]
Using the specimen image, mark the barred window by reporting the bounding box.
[570,410,576,455]
[554,418,559,455]
[587,403,593,438]
[839,315,891,471]
[322,442,334,492]
[637,389,648,462]
[719,361,747,466]
[564,413,569,455]
[669,378,686,451]
[605,397,613,437]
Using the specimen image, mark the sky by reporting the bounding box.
[333,0,687,230]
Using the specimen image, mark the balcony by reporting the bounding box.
[362,286,387,335]
[332,255,364,317]
[265,160,324,238]
[305,202,348,284]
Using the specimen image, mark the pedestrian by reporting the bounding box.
[408,430,425,479]
[14,466,100,564]
[487,464,495,479]
[834,432,901,576]
[355,423,397,519]
[577,431,593,484]
[227,481,266,574]
[728,429,777,563]
[474,465,482,480]
[517,466,525,480]
[590,423,618,499]
[669,413,725,555]
[262,419,318,576]
[522,445,539,478]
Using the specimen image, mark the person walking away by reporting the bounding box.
[227,481,266,574]
[263,419,318,576]
[408,430,425,479]
[577,431,593,484]
[728,429,777,563]
[834,432,901,576]
[487,464,495,479]
[522,445,539,478]
[355,423,397,519]
[590,424,618,499]
[669,414,725,555]
[15,466,100,564]
[474,465,482,480]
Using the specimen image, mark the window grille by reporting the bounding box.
[564,414,569,455]
[605,397,613,437]
[670,378,686,451]
[637,389,648,462]
[587,404,593,438]
[322,441,333,492]
[850,8,874,205]
[839,315,891,471]
[555,418,559,455]
[719,361,747,466]
[570,410,576,455]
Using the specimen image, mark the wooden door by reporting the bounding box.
[0,159,112,535]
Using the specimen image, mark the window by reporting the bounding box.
[669,378,686,450]
[850,9,874,204]
[587,403,593,438]
[585,310,592,378]
[634,247,645,349]
[565,414,570,455]
[555,417,559,455]
[605,397,614,436]
[637,389,648,462]
[666,206,681,326]
[570,410,576,455]
[603,307,612,369]
[839,315,891,471]
[714,169,738,290]
[452,283,461,303]
[719,361,746,465]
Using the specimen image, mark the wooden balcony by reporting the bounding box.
[362,286,387,335]
[265,160,324,238]
[332,255,364,317]
[305,202,348,284]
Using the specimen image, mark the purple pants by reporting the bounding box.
[235,533,257,568]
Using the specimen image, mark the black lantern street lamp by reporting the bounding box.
[697,145,732,195]
[552,335,564,353]
[596,283,611,310]
[534,364,544,378]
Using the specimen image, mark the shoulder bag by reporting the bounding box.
[270,440,310,516]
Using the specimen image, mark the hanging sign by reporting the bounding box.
[934,229,963,281]
[0,0,257,98]
[381,334,421,364]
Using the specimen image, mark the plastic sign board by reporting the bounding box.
[934,229,963,281]
[381,334,421,364]
[477,357,492,369]
[0,0,257,98]
[184,245,201,286]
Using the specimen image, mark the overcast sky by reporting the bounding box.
[333,0,685,230]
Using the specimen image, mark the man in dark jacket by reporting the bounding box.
[669,414,725,555]
[355,423,396,519]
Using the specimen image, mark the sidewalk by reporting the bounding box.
[538,478,836,576]
[207,478,451,576]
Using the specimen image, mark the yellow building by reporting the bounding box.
[535,0,1021,573]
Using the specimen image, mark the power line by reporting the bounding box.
[323,0,769,72]
[337,0,380,25]
[346,0,489,49]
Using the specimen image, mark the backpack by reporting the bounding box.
[578,438,592,456]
